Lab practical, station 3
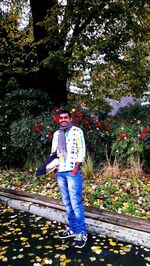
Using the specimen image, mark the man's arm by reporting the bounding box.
[51,131,58,154]
[70,128,86,175]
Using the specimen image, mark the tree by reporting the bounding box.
[1,0,149,107]
[29,0,149,108]
[0,0,38,97]
[30,0,68,106]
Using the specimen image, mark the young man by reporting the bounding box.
[51,109,87,248]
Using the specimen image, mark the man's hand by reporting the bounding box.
[70,162,81,175]
[70,168,78,175]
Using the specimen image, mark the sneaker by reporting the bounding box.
[73,232,87,248]
[58,228,76,239]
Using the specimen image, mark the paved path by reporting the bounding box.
[0,204,149,266]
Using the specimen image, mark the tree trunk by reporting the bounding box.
[29,0,68,106]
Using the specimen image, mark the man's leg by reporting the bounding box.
[56,171,76,234]
[67,170,86,234]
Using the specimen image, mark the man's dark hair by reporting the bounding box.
[59,109,71,118]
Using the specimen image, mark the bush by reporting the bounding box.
[1,102,150,172]
[110,104,150,170]
[10,112,58,168]
[0,88,52,168]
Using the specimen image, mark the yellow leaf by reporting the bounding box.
[145,257,150,262]
[91,246,102,254]
[15,228,21,232]
[60,254,66,261]
[123,202,129,209]
[2,257,8,262]
[36,246,42,249]
[109,241,117,246]
[90,257,96,261]
[17,254,24,259]
[113,250,119,254]
[20,237,28,241]
[0,251,6,255]
[31,234,41,238]
[42,230,47,234]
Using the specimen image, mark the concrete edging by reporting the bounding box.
[0,195,150,248]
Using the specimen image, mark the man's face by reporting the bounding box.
[59,113,72,127]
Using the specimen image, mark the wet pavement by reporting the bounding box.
[0,204,150,266]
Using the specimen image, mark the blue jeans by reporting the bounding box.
[56,170,86,234]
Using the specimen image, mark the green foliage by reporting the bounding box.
[1,103,149,171]
[110,104,150,169]
[111,123,143,165]
[88,178,150,216]
[10,112,58,167]
[0,0,38,100]
[0,88,51,130]
[1,0,149,110]
[0,2,37,74]
[34,0,149,105]
[0,0,149,170]
[0,88,52,168]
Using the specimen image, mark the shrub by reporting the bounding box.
[111,123,143,167]
[10,112,58,168]
[1,102,150,172]
[0,88,52,168]
[110,104,150,170]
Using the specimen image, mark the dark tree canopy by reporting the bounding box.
[1,0,149,107]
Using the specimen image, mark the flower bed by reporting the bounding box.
[0,169,149,219]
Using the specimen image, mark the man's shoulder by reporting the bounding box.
[71,126,83,133]
[53,130,59,137]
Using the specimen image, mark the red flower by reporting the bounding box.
[54,115,60,124]
[105,118,111,125]
[125,118,129,124]
[47,131,52,138]
[96,121,103,130]
[118,133,127,139]
[116,116,121,121]
[140,133,145,140]
[47,131,52,142]
[142,127,149,133]
[74,110,83,120]
[96,136,100,141]
[52,108,60,115]
[32,123,41,133]
[82,119,91,129]
[75,123,79,127]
